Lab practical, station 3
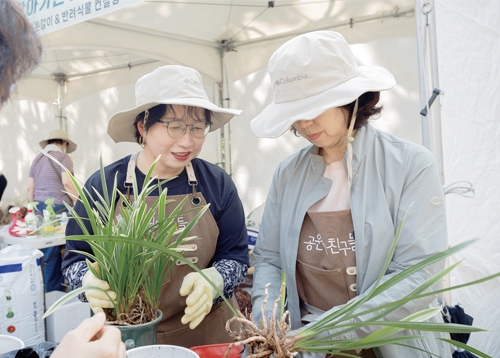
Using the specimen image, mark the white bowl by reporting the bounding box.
[125,345,199,358]
[0,335,25,354]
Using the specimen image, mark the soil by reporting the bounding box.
[235,286,252,319]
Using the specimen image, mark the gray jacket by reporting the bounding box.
[252,124,451,358]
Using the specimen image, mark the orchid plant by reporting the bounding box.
[225,210,499,358]
[43,154,236,325]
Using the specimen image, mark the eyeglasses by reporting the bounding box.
[159,120,212,139]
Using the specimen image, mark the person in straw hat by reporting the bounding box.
[27,128,78,292]
[250,31,449,357]
[62,64,249,347]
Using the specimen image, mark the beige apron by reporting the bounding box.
[116,153,239,348]
[296,209,376,358]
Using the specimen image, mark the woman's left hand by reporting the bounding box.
[179,267,223,329]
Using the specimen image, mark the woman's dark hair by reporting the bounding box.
[134,104,212,144]
[340,91,382,129]
[48,139,66,146]
[0,0,43,105]
[290,92,382,136]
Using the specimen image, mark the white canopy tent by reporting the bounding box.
[0,0,498,354]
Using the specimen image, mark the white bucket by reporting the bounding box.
[0,335,25,354]
[125,344,200,358]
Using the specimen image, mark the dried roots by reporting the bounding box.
[225,283,301,358]
[104,291,157,326]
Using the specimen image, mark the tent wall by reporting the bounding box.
[0,15,421,220]
[436,1,500,355]
[0,71,222,206]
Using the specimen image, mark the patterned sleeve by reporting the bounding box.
[213,259,248,304]
[64,258,248,304]
[62,260,89,302]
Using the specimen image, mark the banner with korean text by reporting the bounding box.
[19,0,144,35]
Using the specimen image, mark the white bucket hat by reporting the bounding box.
[108,65,242,143]
[250,30,396,138]
[39,129,77,153]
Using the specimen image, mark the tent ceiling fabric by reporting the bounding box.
[21,0,414,105]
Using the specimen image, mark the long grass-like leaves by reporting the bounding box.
[43,285,118,318]
[42,153,229,323]
[295,240,478,341]
[294,210,410,339]
[287,207,496,358]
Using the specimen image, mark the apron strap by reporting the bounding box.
[124,152,140,199]
[125,153,201,206]
[186,162,201,206]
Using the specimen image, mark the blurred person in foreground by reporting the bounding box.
[0,173,7,201]
[0,0,42,104]
[0,1,125,357]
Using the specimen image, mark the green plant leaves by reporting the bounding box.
[41,153,230,324]
[291,208,496,357]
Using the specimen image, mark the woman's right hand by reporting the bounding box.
[82,262,117,313]
[51,312,125,358]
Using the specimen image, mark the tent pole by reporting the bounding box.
[217,40,235,176]
[213,81,224,170]
[54,73,68,132]
[415,0,445,185]
[415,0,449,306]
[217,51,226,172]
[234,6,415,49]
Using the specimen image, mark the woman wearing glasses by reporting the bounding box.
[62,65,249,347]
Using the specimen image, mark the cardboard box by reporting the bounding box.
[45,291,90,343]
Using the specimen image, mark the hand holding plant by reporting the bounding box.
[82,261,117,313]
[43,154,214,326]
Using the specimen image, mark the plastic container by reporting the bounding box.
[60,212,69,227]
[42,210,55,237]
[125,345,199,358]
[247,227,259,250]
[0,335,25,354]
[25,204,37,238]
[45,291,91,343]
[191,343,241,358]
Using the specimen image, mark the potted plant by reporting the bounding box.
[224,212,500,358]
[43,155,227,350]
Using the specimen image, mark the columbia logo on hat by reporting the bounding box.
[184,78,201,85]
[275,73,309,86]
[251,31,396,138]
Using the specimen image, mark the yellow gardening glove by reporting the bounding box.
[82,262,117,314]
[179,267,223,330]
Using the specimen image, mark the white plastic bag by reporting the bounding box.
[0,245,45,346]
